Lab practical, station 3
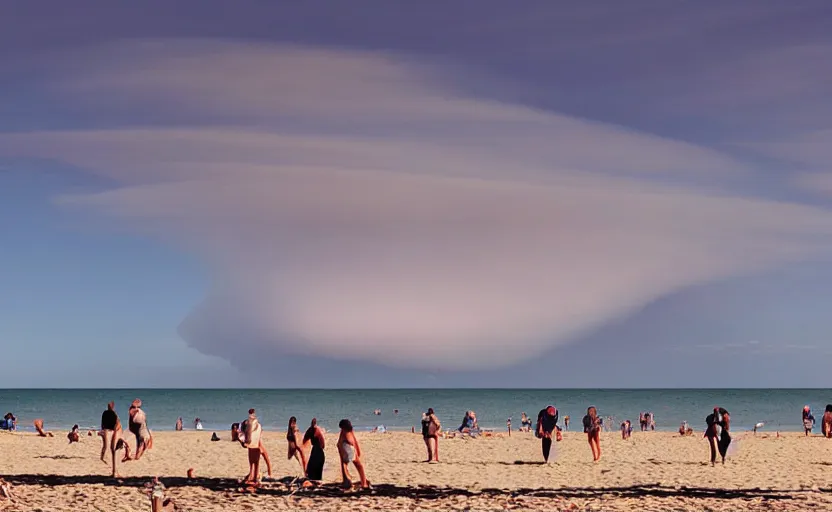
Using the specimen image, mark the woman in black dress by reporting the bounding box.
[303,418,326,480]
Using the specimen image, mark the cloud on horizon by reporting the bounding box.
[4,40,832,371]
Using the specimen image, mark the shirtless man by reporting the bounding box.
[100,401,131,477]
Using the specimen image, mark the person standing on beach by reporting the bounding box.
[239,409,273,482]
[421,408,441,462]
[803,406,815,436]
[823,405,832,438]
[563,415,570,431]
[536,406,560,463]
[287,416,307,474]
[583,406,602,461]
[705,407,731,465]
[338,419,369,489]
[303,418,326,481]
[175,417,183,431]
[99,401,131,477]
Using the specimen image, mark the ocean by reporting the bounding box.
[0,389,828,434]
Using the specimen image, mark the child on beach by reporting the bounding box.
[338,419,369,489]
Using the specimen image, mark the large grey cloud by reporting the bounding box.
[4,40,832,370]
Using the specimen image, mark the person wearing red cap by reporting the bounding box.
[536,405,560,463]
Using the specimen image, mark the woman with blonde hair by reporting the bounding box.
[583,406,602,461]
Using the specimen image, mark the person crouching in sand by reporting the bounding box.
[583,406,602,461]
[67,424,81,444]
[286,416,307,474]
[338,419,369,489]
[99,401,131,477]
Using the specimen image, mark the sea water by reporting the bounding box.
[0,389,828,434]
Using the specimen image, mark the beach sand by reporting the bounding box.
[2,429,832,510]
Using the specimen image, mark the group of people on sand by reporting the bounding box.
[233,411,368,490]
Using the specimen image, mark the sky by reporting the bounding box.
[2,1,832,387]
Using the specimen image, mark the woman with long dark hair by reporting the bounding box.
[303,418,326,481]
[287,416,307,474]
[705,407,731,465]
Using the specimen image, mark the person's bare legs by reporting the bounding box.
[432,437,439,462]
[423,437,432,462]
[353,458,369,488]
[134,440,147,461]
[258,441,273,479]
[100,431,108,463]
[340,460,351,487]
[246,448,260,483]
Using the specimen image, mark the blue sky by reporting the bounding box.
[2,1,832,387]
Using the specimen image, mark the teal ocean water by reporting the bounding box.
[1,389,829,434]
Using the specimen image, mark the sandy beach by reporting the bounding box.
[3,429,832,511]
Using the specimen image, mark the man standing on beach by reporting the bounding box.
[537,406,560,463]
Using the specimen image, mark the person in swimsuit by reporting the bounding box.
[175,417,183,431]
[338,419,369,489]
[99,401,131,477]
[536,405,560,463]
[286,416,307,474]
[303,418,326,481]
[563,415,570,431]
[239,409,273,483]
[822,405,832,438]
[67,424,81,444]
[803,406,815,436]
[421,408,441,462]
[583,406,602,461]
[705,406,730,465]
[128,399,153,461]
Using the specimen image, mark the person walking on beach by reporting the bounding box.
[303,418,326,481]
[583,406,602,461]
[128,399,153,461]
[803,406,815,436]
[536,405,560,463]
[338,419,369,489]
[705,407,731,466]
[287,416,307,474]
[421,408,441,462]
[99,401,131,477]
[823,405,832,438]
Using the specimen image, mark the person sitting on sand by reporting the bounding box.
[520,412,532,432]
[67,424,81,444]
[231,422,240,442]
[99,401,131,477]
[583,406,602,461]
[128,399,153,460]
[823,405,832,438]
[194,418,203,430]
[287,416,307,474]
[421,408,441,462]
[303,418,326,481]
[32,419,54,437]
[705,407,731,466]
[175,417,183,431]
[338,419,369,489]
[803,405,815,436]
[0,413,16,431]
[536,405,560,463]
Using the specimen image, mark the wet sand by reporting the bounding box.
[2,429,832,510]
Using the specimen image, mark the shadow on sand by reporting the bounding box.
[2,474,826,501]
